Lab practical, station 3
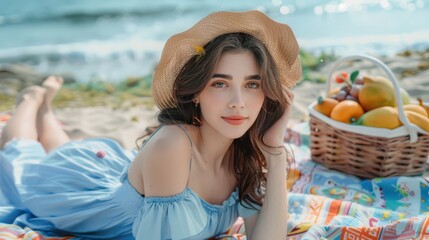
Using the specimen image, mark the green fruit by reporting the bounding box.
[400,88,410,105]
[359,82,396,111]
[363,76,392,87]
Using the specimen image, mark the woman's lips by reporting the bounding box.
[222,116,248,125]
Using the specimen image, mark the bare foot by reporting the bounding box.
[37,76,70,152]
[42,76,63,106]
[15,86,46,107]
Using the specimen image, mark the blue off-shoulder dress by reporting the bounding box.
[0,126,259,239]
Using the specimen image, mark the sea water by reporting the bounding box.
[0,0,428,82]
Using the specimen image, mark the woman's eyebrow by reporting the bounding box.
[211,73,232,80]
[245,74,261,80]
[211,73,261,80]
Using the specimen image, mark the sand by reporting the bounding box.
[54,105,158,150]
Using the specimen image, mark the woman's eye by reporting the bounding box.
[212,82,226,88]
[247,82,260,89]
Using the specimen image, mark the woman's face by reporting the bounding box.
[197,50,265,139]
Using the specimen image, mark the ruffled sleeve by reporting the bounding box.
[132,188,207,239]
[237,200,261,219]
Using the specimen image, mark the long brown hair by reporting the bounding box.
[140,33,292,209]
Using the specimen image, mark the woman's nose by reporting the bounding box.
[228,90,245,109]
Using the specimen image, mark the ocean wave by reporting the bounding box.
[0,33,427,83]
[0,5,199,25]
[0,39,165,82]
[1,29,428,65]
[0,39,165,63]
[300,30,429,55]
[3,0,427,26]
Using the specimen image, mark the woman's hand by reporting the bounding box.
[261,86,294,158]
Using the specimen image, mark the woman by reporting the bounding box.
[0,11,301,239]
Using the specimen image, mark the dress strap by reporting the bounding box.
[140,125,164,149]
[176,125,193,187]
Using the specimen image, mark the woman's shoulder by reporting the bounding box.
[145,124,193,150]
[135,124,194,196]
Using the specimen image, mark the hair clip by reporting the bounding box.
[194,45,205,60]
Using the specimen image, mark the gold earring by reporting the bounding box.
[193,116,202,125]
[192,101,201,125]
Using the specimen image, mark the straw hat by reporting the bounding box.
[152,10,302,110]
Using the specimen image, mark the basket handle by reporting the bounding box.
[326,54,419,143]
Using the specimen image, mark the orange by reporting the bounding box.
[330,100,364,124]
[313,97,339,117]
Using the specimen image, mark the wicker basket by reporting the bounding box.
[308,54,429,179]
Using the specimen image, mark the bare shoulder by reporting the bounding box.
[140,125,192,153]
[135,125,193,197]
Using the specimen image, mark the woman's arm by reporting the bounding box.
[246,149,288,240]
[246,86,293,239]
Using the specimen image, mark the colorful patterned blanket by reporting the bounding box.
[287,145,429,239]
[1,116,429,239]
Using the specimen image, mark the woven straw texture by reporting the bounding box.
[152,10,302,110]
[310,116,429,179]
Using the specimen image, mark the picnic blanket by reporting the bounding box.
[287,145,429,239]
[1,115,429,239]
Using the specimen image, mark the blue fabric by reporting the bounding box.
[237,199,261,219]
[0,138,259,239]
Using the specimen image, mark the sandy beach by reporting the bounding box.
[54,105,158,150]
[1,51,428,150]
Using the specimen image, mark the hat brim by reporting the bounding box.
[153,10,302,110]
